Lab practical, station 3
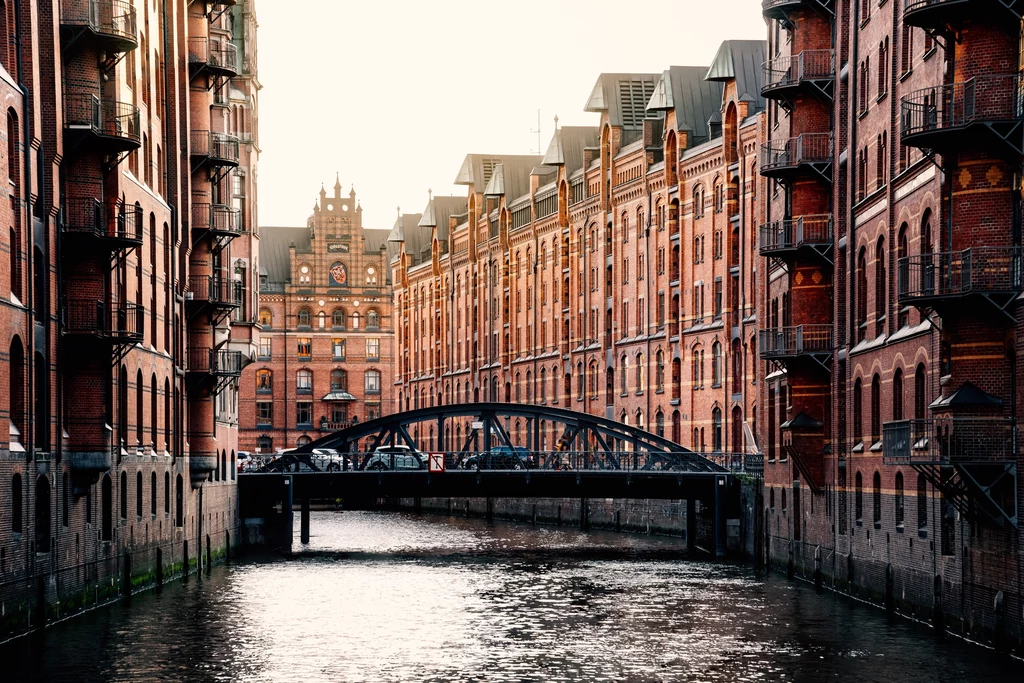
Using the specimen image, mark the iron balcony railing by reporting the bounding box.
[64,94,141,147]
[191,203,243,236]
[897,247,1023,302]
[882,417,1018,466]
[759,325,833,359]
[65,300,144,342]
[762,49,835,95]
[904,0,1017,25]
[62,198,143,243]
[187,348,244,376]
[759,214,833,255]
[190,130,240,165]
[760,133,832,174]
[187,37,238,74]
[188,275,242,307]
[61,0,138,46]
[901,74,1024,141]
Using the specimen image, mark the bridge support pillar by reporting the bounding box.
[300,497,310,545]
[282,475,294,555]
[686,498,696,553]
[579,498,589,530]
[486,497,494,521]
[714,475,726,559]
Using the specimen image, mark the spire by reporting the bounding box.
[554,114,559,130]
[319,183,327,203]
[350,185,356,200]
[334,172,342,194]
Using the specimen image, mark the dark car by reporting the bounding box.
[463,445,532,470]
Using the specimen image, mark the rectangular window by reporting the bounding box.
[333,338,346,360]
[331,405,347,423]
[296,402,312,426]
[365,372,381,393]
[257,401,273,425]
[366,338,380,359]
[297,337,311,358]
[258,337,271,359]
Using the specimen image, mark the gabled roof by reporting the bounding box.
[542,125,600,175]
[705,39,768,113]
[647,66,724,144]
[418,195,467,246]
[388,212,427,265]
[584,73,661,130]
[259,226,311,285]
[454,154,542,193]
[470,155,542,202]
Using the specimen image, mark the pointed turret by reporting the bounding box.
[333,172,342,197]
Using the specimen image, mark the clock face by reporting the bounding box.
[329,261,348,286]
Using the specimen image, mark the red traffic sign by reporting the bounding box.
[428,452,445,473]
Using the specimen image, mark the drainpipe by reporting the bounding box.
[162,0,181,464]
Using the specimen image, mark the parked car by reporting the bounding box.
[311,448,347,471]
[362,445,425,471]
[463,445,532,470]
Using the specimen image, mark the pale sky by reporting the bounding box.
[256,0,766,230]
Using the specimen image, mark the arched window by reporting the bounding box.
[853,378,863,443]
[635,353,644,393]
[231,451,237,480]
[914,364,926,420]
[120,471,128,520]
[331,369,348,391]
[135,369,144,445]
[540,367,547,402]
[332,308,346,328]
[692,184,704,218]
[296,369,313,394]
[297,263,311,285]
[257,435,273,453]
[855,471,863,524]
[102,474,113,541]
[318,311,326,329]
[655,350,665,391]
[620,355,628,394]
[136,471,144,517]
[712,408,723,451]
[366,266,378,285]
[875,238,886,336]
[781,488,787,511]
[297,307,311,327]
[164,378,171,451]
[175,474,183,527]
[164,471,170,514]
[711,342,723,386]
[259,308,272,327]
[256,369,272,392]
[365,369,381,393]
[895,471,905,529]
[577,361,585,399]
[150,374,158,448]
[9,227,20,301]
[893,368,904,421]
[8,336,24,443]
[11,473,23,533]
[366,309,380,328]
[871,374,881,443]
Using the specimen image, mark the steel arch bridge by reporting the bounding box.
[274,402,725,473]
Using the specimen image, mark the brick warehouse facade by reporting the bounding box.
[760,0,1024,650]
[390,41,765,461]
[239,181,396,454]
[0,0,259,638]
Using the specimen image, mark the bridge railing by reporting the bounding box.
[257,448,758,475]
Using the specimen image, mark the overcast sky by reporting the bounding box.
[256,0,766,230]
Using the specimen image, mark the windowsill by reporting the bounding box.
[296,423,313,429]
[256,423,272,429]
[899,69,913,83]
[256,390,272,395]
[298,356,311,361]
[923,47,937,62]
[332,357,346,362]
[856,519,863,527]
[896,524,905,534]
[918,528,928,539]
[858,108,869,121]
[874,521,881,530]
[257,356,271,362]
[296,390,312,396]
[875,92,887,104]
[870,441,882,452]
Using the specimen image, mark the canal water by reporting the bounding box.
[7,510,1021,682]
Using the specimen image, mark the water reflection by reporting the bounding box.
[9,511,1021,682]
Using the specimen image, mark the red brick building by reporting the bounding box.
[240,181,397,453]
[759,0,1024,648]
[392,41,766,457]
[0,0,258,637]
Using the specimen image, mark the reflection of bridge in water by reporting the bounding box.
[238,403,763,558]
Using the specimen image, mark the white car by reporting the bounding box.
[363,445,425,471]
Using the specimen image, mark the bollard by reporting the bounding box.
[300,497,310,545]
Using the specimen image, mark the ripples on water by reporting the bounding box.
[9,511,1022,682]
